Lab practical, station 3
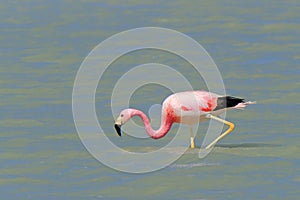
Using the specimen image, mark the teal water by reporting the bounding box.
[1,0,300,199]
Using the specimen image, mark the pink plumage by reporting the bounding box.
[114,90,255,147]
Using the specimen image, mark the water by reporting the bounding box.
[1,0,300,199]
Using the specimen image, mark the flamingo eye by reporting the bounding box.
[120,114,124,117]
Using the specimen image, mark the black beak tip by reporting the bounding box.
[114,124,122,136]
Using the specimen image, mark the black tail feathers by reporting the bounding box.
[214,96,244,111]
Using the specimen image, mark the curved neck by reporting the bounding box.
[131,109,173,139]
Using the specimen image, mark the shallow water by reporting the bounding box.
[1,0,300,199]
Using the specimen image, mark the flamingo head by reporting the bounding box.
[114,109,133,136]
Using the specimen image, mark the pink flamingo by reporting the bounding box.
[114,91,255,149]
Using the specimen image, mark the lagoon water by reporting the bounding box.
[1,1,300,199]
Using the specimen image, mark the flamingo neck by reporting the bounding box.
[131,109,173,139]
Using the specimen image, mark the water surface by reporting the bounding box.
[1,0,299,199]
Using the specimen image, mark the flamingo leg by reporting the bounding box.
[189,126,195,149]
[205,114,235,149]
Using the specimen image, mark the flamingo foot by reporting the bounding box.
[190,137,195,149]
[205,114,235,149]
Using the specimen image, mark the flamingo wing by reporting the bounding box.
[165,91,218,112]
[163,91,217,124]
[193,91,219,112]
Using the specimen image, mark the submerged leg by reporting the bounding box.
[189,126,195,149]
[205,114,235,149]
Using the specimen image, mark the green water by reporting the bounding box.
[1,0,300,199]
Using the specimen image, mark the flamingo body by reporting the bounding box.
[165,91,219,125]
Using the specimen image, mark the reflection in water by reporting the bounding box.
[170,162,219,169]
[215,143,282,148]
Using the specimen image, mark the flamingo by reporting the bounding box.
[114,91,255,149]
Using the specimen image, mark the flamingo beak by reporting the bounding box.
[114,124,122,136]
[114,117,122,136]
